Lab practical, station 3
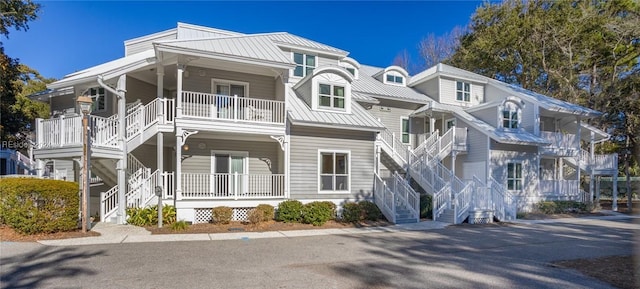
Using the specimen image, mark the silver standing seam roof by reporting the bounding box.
[287,87,385,131]
[352,65,432,104]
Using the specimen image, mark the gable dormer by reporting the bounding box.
[338,57,360,79]
[293,66,354,114]
[373,66,409,87]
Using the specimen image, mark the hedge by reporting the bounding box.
[0,178,79,234]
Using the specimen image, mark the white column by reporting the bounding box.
[175,128,183,202]
[116,77,127,225]
[589,131,595,203]
[612,156,618,211]
[157,64,165,193]
[430,117,435,134]
[575,117,581,197]
[284,134,290,199]
[176,64,184,118]
[595,176,601,208]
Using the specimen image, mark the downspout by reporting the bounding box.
[97,75,127,224]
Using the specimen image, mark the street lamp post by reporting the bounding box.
[77,95,93,233]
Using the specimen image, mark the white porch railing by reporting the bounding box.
[181,173,285,199]
[489,176,516,221]
[378,129,412,165]
[540,180,579,195]
[100,185,119,222]
[540,131,578,150]
[162,171,175,199]
[181,91,285,124]
[374,173,396,224]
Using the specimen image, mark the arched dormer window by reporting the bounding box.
[293,66,354,114]
[339,57,360,79]
[499,97,525,130]
[379,66,409,87]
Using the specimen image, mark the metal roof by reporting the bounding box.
[176,22,243,39]
[287,87,385,131]
[353,65,432,103]
[267,33,348,56]
[156,34,294,66]
[352,91,380,104]
[413,102,550,146]
[49,50,156,89]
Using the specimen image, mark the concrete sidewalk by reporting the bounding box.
[36,211,639,246]
[37,220,451,246]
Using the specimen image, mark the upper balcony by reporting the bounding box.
[177,91,286,135]
[539,131,579,156]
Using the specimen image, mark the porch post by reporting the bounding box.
[176,64,184,118]
[36,159,44,177]
[589,131,595,204]
[115,76,127,225]
[612,156,618,211]
[595,176,601,209]
[284,134,290,199]
[576,117,581,197]
[175,128,183,202]
[429,117,435,134]
[157,64,165,195]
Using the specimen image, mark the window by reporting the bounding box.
[445,118,456,131]
[456,81,471,102]
[401,117,410,144]
[502,107,519,129]
[89,88,106,112]
[293,52,315,77]
[385,74,404,85]
[318,83,345,109]
[320,152,349,191]
[506,163,522,191]
[346,67,356,76]
[215,83,246,97]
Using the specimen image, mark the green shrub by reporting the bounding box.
[420,194,433,219]
[302,201,334,226]
[247,208,263,224]
[341,202,362,223]
[537,201,558,214]
[255,204,275,222]
[212,206,233,224]
[318,201,337,219]
[0,178,79,234]
[537,201,587,214]
[171,220,189,231]
[359,201,383,221]
[127,205,176,226]
[276,200,303,223]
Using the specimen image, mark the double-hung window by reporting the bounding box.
[318,83,345,109]
[502,108,519,129]
[456,81,471,102]
[293,52,315,77]
[89,87,106,112]
[320,152,349,191]
[506,163,523,191]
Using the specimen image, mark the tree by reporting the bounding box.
[392,49,412,72]
[0,0,41,147]
[446,0,640,210]
[417,26,465,69]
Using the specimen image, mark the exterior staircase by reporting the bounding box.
[376,127,516,224]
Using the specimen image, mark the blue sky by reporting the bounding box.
[3,1,484,79]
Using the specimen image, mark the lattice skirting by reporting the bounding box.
[193,207,253,224]
[468,211,494,224]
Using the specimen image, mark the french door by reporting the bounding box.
[211,151,247,197]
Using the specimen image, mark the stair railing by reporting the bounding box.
[374,173,396,223]
[392,172,420,222]
[100,185,119,222]
[453,181,474,223]
[489,176,516,221]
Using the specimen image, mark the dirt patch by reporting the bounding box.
[553,255,638,289]
[0,225,101,242]
[147,220,391,234]
[600,200,640,215]
[520,212,608,220]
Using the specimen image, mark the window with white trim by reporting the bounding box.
[318,83,345,109]
[502,107,519,129]
[506,163,523,191]
[456,81,471,102]
[384,73,404,85]
[320,152,349,191]
[293,52,315,77]
[401,117,410,144]
[89,87,106,112]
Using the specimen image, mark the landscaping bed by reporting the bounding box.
[146,219,391,235]
[600,200,640,215]
[0,225,100,242]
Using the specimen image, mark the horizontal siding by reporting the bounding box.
[485,84,507,103]
[368,99,422,148]
[470,106,498,127]
[521,99,536,134]
[290,126,375,199]
[125,33,176,56]
[127,76,157,105]
[50,94,76,115]
[180,140,281,174]
[439,76,484,107]
[490,150,539,211]
[294,78,313,107]
[490,140,538,153]
[458,124,487,163]
[53,159,75,182]
[183,67,276,100]
[413,77,439,101]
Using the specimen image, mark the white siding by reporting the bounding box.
[490,149,540,211]
[457,124,487,163]
[469,106,498,128]
[412,77,439,102]
[127,76,157,105]
[290,126,375,199]
[368,99,422,149]
[182,67,276,100]
[520,99,536,134]
[53,159,76,182]
[294,79,313,107]
[125,32,177,56]
[439,76,484,107]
